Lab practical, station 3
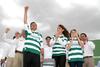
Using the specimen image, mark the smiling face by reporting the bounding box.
[56,25,64,35]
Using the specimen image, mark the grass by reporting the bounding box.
[92,40,100,65]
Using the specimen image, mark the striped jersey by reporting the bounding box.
[23,24,43,55]
[51,35,68,56]
[68,39,84,62]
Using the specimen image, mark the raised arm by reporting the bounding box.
[75,32,84,48]
[24,6,29,24]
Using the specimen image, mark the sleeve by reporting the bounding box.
[24,24,32,34]
[40,36,43,48]
[89,41,95,50]
[50,36,56,45]
[2,33,11,43]
[2,33,7,40]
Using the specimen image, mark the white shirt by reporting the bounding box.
[84,41,95,57]
[0,42,10,60]
[43,45,52,59]
[16,37,25,52]
[2,33,19,57]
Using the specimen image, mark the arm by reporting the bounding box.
[24,6,29,24]
[89,41,95,50]
[24,6,32,33]
[66,40,72,49]
[75,32,84,48]
[77,37,84,48]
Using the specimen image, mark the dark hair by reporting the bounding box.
[70,29,79,37]
[45,36,51,40]
[58,24,69,38]
[13,36,16,39]
[70,29,76,33]
[30,22,36,25]
[80,33,87,37]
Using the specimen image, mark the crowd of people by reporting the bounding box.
[0,6,96,67]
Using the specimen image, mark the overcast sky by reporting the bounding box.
[0,0,100,40]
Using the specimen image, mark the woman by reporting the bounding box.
[67,29,84,67]
[50,24,69,67]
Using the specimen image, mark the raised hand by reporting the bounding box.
[5,28,10,33]
[24,6,29,11]
[24,6,29,24]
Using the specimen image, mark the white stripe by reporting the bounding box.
[69,55,83,59]
[53,49,65,51]
[27,36,40,41]
[71,45,81,48]
[68,50,83,54]
[53,45,64,48]
[27,32,41,38]
[25,40,40,47]
[53,52,66,54]
[24,45,40,52]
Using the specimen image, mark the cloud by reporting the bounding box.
[0,0,100,40]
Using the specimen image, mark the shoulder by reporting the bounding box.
[35,32,42,37]
[88,41,94,44]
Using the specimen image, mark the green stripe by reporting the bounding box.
[53,50,65,52]
[52,53,66,56]
[33,32,42,37]
[25,30,31,37]
[53,47,65,49]
[54,43,61,45]
[68,53,83,56]
[26,38,40,45]
[69,48,82,51]
[25,42,40,50]
[23,47,40,55]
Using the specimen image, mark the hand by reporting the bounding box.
[55,31,60,38]
[75,32,79,38]
[24,6,29,11]
[5,28,10,33]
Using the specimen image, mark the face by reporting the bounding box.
[30,23,37,31]
[46,38,51,44]
[71,30,77,37]
[80,34,87,41]
[15,32,20,38]
[57,26,64,34]
[21,31,26,38]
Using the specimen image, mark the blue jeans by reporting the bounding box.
[69,61,83,67]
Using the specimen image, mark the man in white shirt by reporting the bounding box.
[80,33,95,67]
[2,28,20,67]
[13,30,26,67]
[42,36,55,67]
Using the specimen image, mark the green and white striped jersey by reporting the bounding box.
[23,24,43,55]
[51,35,68,56]
[68,39,84,62]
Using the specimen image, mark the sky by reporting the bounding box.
[0,0,100,40]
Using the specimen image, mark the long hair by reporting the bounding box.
[58,24,69,39]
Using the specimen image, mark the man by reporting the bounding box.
[2,28,20,67]
[80,33,95,67]
[13,30,26,67]
[23,6,43,67]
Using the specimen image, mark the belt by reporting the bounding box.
[15,50,23,53]
[84,56,92,58]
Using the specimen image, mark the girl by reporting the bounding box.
[50,24,69,67]
[67,29,84,67]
